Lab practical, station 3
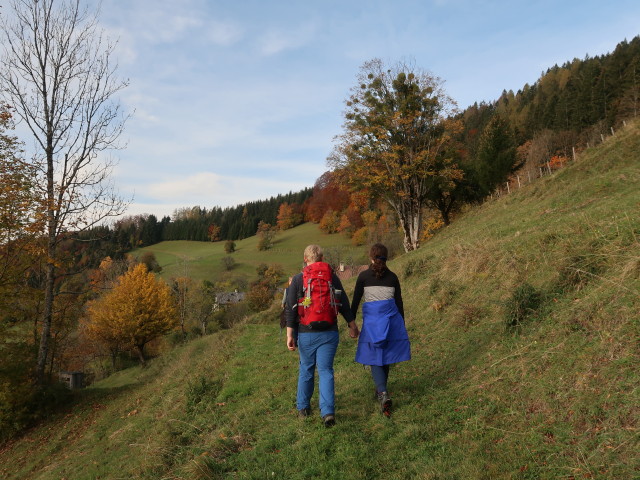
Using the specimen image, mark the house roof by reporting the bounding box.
[216,291,245,304]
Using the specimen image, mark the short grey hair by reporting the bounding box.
[303,244,323,263]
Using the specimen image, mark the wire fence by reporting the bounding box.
[489,119,633,200]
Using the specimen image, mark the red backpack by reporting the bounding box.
[297,262,341,329]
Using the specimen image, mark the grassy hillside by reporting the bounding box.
[131,222,368,284]
[1,122,638,479]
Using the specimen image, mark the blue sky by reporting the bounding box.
[90,0,640,219]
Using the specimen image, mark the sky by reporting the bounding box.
[18,1,640,220]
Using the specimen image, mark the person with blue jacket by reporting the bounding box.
[351,243,411,416]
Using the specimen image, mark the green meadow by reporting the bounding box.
[1,122,638,479]
[131,222,368,285]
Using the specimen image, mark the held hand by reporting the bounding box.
[348,321,359,339]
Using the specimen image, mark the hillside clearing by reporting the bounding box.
[131,222,368,285]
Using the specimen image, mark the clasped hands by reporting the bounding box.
[348,321,360,339]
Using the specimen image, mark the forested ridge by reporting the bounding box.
[494,36,640,136]
[111,188,313,250]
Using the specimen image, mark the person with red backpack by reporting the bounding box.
[285,244,359,427]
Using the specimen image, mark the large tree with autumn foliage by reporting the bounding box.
[85,263,177,366]
[329,59,461,251]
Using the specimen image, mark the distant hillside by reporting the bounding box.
[131,221,370,285]
[1,121,637,479]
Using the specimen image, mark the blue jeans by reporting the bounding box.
[296,331,339,417]
[371,364,390,393]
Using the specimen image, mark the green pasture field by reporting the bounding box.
[131,222,368,286]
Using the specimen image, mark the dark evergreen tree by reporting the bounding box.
[474,114,519,196]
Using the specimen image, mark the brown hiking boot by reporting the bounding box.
[297,407,311,418]
[323,414,336,427]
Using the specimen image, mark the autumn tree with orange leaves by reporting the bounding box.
[208,224,221,242]
[329,59,461,251]
[256,221,276,251]
[276,202,303,230]
[305,171,351,223]
[85,264,178,366]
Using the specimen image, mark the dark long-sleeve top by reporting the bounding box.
[285,265,354,333]
[350,266,404,319]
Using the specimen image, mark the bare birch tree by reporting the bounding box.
[0,0,129,384]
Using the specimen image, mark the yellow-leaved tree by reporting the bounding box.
[86,263,178,367]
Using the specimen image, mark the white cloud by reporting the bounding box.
[138,172,309,208]
[102,26,138,66]
[206,20,244,46]
[257,21,318,56]
[259,31,293,56]
[139,12,202,44]
[121,202,178,220]
[99,0,204,46]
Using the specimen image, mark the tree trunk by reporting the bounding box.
[400,217,420,252]
[111,350,118,371]
[48,331,58,378]
[35,121,57,386]
[135,344,147,367]
[36,218,56,385]
[434,194,453,226]
[395,198,421,252]
[441,206,451,226]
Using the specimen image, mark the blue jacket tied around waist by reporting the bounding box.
[355,298,411,366]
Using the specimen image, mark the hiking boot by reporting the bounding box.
[323,414,336,427]
[297,407,311,418]
[377,391,392,417]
